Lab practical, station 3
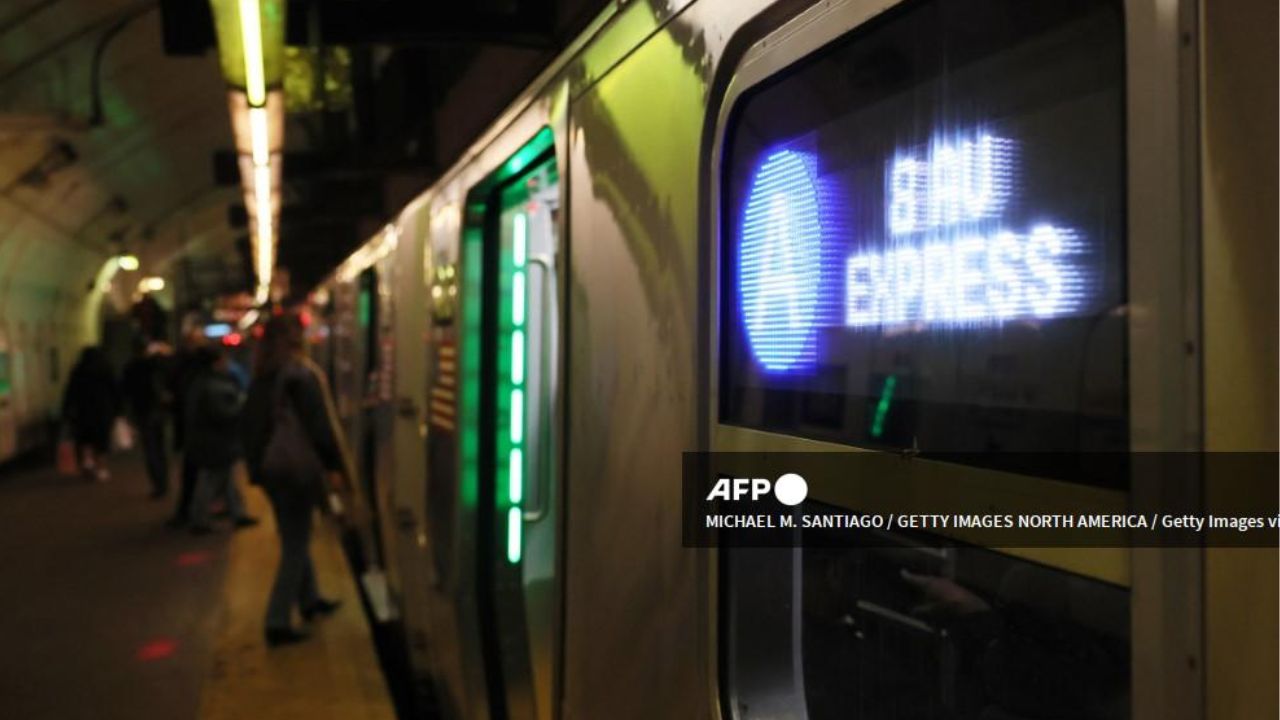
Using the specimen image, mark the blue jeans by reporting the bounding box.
[265,487,321,630]
[190,465,245,527]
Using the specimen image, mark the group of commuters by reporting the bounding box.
[60,312,347,647]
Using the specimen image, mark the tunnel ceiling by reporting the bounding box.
[0,0,240,304]
[0,0,607,314]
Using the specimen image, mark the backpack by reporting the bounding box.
[259,370,326,500]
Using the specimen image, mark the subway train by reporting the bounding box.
[291,0,1274,719]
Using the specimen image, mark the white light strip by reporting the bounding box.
[513,213,527,266]
[255,221,273,301]
[238,308,260,330]
[253,163,272,215]
[510,389,524,444]
[511,329,525,384]
[249,107,269,166]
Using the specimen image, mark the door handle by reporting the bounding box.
[522,253,557,523]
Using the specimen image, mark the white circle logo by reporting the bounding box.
[773,473,808,506]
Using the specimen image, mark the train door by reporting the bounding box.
[357,267,390,571]
[331,275,386,584]
[460,128,562,720]
[707,1,1200,719]
[368,247,405,622]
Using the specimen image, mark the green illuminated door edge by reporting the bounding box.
[459,126,556,566]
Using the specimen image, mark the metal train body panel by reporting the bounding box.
[308,1,1276,719]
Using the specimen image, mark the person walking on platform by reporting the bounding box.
[185,345,259,535]
[61,346,122,482]
[122,340,173,498]
[243,312,345,647]
[166,329,207,527]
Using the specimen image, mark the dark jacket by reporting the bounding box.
[62,353,121,449]
[122,353,170,420]
[184,368,244,469]
[242,358,345,485]
[168,348,204,450]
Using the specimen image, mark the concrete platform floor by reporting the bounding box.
[0,449,395,720]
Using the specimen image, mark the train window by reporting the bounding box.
[727,523,1131,720]
[716,1,1135,719]
[719,0,1127,461]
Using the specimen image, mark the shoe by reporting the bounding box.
[301,598,342,622]
[189,524,213,536]
[265,626,310,648]
[165,516,187,530]
[149,490,167,500]
[233,516,260,529]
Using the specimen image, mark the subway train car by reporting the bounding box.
[299,0,1276,719]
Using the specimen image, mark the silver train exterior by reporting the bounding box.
[309,1,1276,719]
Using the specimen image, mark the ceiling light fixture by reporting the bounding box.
[239,0,266,107]
[249,106,269,165]
[138,276,166,293]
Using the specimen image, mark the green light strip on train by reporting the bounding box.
[509,448,523,504]
[506,211,528,564]
[870,374,897,438]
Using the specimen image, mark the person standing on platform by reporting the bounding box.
[61,346,122,482]
[122,339,173,498]
[243,312,345,647]
[185,346,259,534]
[166,329,207,527]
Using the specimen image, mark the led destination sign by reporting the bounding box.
[738,128,1097,373]
[719,0,1126,456]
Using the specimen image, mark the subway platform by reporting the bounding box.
[0,450,396,720]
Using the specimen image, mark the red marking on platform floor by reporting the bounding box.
[135,637,178,662]
[176,551,211,567]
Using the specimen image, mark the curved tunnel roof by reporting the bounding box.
[1,0,241,342]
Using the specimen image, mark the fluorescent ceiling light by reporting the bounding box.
[255,221,274,292]
[253,163,273,216]
[238,309,260,330]
[240,0,266,106]
[249,107,269,165]
[138,276,166,292]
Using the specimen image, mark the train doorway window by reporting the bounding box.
[708,0,1148,719]
[719,0,1128,479]
[460,126,561,720]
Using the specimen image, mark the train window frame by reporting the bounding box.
[703,0,1204,719]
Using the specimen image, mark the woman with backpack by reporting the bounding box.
[242,312,346,647]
